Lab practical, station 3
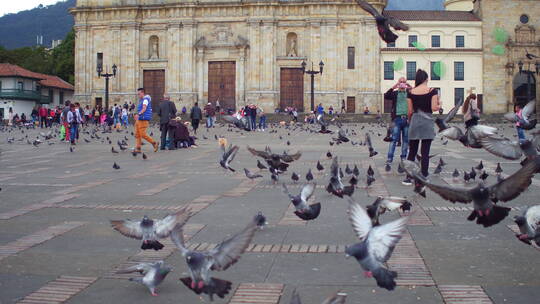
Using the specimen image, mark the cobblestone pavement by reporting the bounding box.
[0,121,539,304]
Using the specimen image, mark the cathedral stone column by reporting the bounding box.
[239,48,246,106]
[181,21,197,102]
[167,22,182,95]
[73,24,88,104]
[196,49,204,102]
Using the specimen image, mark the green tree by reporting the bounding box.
[50,29,75,84]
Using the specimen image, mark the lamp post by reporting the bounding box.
[301,60,324,112]
[97,63,117,114]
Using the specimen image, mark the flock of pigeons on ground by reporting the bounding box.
[3,1,540,302]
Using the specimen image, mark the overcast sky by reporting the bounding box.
[0,0,445,17]
[0,0,62,17]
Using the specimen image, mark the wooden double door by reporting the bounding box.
[208,61,236,111]
[143,70,165,111]
[280,68,304,112]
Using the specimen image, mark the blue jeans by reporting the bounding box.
[387,116,409,162]
[122,115,128,126]
[206,116,214,128]
[250,116,257,130]
[517,127,526,143]
[70,124,79,143]
[259,116,267,129]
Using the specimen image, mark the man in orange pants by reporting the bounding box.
[134,88,158,153]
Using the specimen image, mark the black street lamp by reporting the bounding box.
[302,60,324,112]
[97,62,117,114]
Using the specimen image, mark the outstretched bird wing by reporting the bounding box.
[489,160,536,202]
[154,206,192,238]
[355,0,382,18]
[444,97,464,124]
[522,100,536,121]
[209,217,258,271]
[368,213,408,263]
[116,262,156,274]
[280,151,302,163]
[110,220,143,239]
[170,225,189,256]
[321,291,347,304]
[224,145,240,164]
[420,178,474,204]
[300,183,316,203]
[247,146,271,159]
[348,199,373,241]
[480,136,523,160]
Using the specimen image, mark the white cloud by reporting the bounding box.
[0,0,63,17]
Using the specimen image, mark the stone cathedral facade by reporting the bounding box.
[71,0,387,113]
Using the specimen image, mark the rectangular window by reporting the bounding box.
[455,88,464,106]
[430,62,440,81]
[97,52,103,73]
[408,35,418,47]
[347,47,355,69]
[406,61,417,80]
[454,61,464,81]
[387,41,396,47]
[431,35,441,48]
[17,81,23,91]
[60,91,64,104]
[456,35,465,48]
[0,81,2,91]
[384,61,394,80]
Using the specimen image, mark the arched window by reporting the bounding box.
[149,35,159,59]
[286,32,298,57]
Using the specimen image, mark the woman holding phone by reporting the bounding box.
[402,69,441,185]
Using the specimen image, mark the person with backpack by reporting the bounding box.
[157,94,177,150]
[134,88,158,153]
[67,103,82,145]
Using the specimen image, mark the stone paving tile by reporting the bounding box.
[0,222,86,261]
[438,285,493,304]
[17,275,98,304]
[135,179,187,196]
[387,232,436,286]
[0,194,80,220]
[228,283,284,304]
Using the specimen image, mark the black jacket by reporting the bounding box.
[157,100,177,124]
[190,106,202,120]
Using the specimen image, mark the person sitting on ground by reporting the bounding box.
[169,116,197,149]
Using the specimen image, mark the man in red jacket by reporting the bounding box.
[39,106,48,128]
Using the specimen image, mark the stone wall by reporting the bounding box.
[477,0,540,113]
[71,1,386,113]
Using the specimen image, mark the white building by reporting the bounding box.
[380,10,483,114]
[0,63,74,120]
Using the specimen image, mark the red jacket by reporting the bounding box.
[39,107,47,117]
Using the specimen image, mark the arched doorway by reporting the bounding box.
[513,71,536,106]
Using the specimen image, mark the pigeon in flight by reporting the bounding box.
[366,196,412,226]
[504,100,537,130]
[170,215,260,301]
[514,205,540,246]
[346,199,408,290]
[282,183,322,221]
[116,261,172,296]
[414,160,537,227]
[220,143,239,172]
[290,289,347,304]
[244,168,262,180]
[327,157,355,198]
[111,206,191,250]
[355,0,409,44]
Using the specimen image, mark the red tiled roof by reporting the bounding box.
[383,10,481,22]
[0,63,45,79]
[0,63,73,91]
[37,74,74,91]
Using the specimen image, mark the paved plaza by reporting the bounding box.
[0,121,539,304]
